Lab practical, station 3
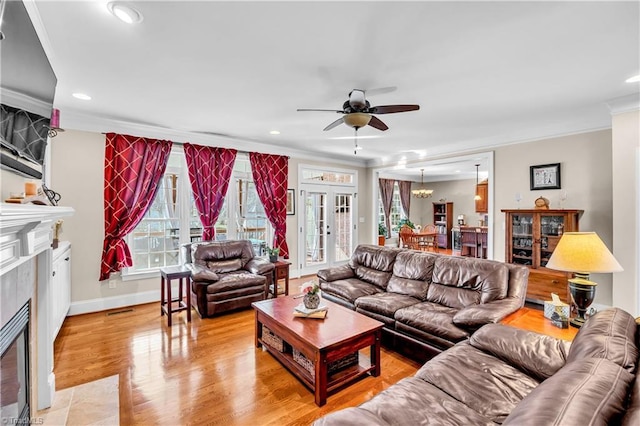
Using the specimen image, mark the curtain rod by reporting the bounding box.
[100,133,290,159]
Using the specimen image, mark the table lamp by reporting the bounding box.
[546,232,623,328]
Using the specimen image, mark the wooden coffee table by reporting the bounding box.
[252,296,384,406]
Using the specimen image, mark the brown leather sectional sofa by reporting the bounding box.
[314,307,640,425]
[318,244,528,359]
[183,240,274,317]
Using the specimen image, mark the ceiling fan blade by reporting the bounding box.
[365,86,397,96]
[297,108,343,113]
[369,104,420,114]
[323,117,345,131]
[368,116,389,131]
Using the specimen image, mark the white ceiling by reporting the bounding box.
[27,0,640,180]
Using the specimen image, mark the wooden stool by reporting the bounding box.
[160,265,192,326]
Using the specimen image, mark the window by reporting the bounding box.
[125,151,273,277]
[126,149,198,277]
[215,155,272,255]
[378,181,404,235]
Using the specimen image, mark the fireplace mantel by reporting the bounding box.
[0,202,75,411]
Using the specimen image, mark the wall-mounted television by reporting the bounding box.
[0,0,57,179]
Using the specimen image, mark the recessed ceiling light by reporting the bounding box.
[626,75,640,83]
[269,130,280,135]
[455,170,461,173]
[72,93,92,100]
[107,2,143,24]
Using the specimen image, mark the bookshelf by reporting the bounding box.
[433,202,453,249]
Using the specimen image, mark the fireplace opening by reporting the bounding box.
[1,302,30,423]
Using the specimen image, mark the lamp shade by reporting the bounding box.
[546,232,623,274]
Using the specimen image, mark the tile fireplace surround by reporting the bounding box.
[0,203,74,416]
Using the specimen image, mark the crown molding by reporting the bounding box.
[607,93,640,115]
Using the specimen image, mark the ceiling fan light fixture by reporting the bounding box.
[412,169,434,198]
[343,112,371,129]
[107,2,143,24]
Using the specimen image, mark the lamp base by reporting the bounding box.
[570,316,586,328]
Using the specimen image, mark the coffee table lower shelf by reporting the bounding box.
[259,336,375,395]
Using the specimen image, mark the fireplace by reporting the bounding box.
[0,302,30,423]
[0,203,74,412]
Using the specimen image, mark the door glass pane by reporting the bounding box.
[511,213,533,266]
[334,193,353,262]
[305,192,326,266]
[540,214,565,267]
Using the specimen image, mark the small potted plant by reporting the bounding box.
[396,218,415,230]
[267,246,280,263]
[378,223,387,246]
[299,281,321,309]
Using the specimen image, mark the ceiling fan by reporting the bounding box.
[297,88,420,132]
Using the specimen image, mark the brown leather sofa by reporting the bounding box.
[318,244,528,360]
[314,307,640,425]
[183,240,274,317]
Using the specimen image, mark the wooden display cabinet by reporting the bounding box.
[475,180,488,213]
[433,202,453,249]
[501,209,583,304]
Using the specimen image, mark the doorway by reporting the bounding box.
[298,166,358,275]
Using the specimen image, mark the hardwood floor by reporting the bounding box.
[53,276,421,425]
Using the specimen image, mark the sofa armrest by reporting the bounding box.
[317,264,355,282]
[453,297,523,329]
[187,263,219,283]
[245,257,275,275]
[469,323,571,381]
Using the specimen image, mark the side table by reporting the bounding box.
[270,260,291,297]
[160,265,192,326]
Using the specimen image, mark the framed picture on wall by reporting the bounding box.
[530,163,561,190]
[286,189,295,215]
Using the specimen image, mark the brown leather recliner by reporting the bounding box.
[183,240,275,318]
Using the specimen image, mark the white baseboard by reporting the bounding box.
[68,268,310,316]
[68,289,161,315]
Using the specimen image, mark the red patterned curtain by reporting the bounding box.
[249,152,289,258]
[184,143,237,241]
[100,133,172,281]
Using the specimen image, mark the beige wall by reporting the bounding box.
[50,129,369,311]
[493,129,614,305]
[409,178,480,228]
[611,109,639,316]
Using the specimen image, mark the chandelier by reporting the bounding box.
[412,169,434,198]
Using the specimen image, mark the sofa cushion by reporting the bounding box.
[204,271,265,294]
[621,367,640,426]
[566,307,639,373]
[349,245,401,289]
[355,293,421,319]
[503,357,633,426]
[469,324,570,381]
[416,342,540,423]
[394,302,469,343]
[386,251,436,299]
[192,240,254,267]
[426,256,509,309]
[343,377,495,426]
[320,278,381,303]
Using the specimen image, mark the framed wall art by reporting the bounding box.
[530,163,561,190]
[286,189,295,215]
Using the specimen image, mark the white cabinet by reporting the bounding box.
[51,242,71,339]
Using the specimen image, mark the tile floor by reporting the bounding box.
[37,375,119,426]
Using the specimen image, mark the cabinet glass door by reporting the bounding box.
[539,213,565,267]
[511,213,533,266]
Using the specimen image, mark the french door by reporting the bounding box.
[300,185,357,275]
